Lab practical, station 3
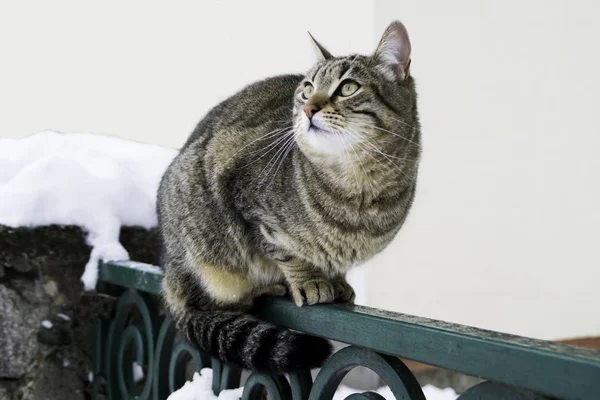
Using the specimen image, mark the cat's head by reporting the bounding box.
[293,21,419,166]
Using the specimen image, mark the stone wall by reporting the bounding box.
[0,225,159,400]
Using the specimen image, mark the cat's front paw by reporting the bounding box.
[333,279,355,303]
[290,279,335,306]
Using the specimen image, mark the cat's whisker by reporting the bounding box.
[243,128,294,158]
[225,126,293,165]
[261,134,296,185]
[347,54,359,70]
[267,131,300,188]
[343,134,377,194]
[344,129,390,155]
[387,115,418,130]
[236,130,295,171]
[256,131,298,185]
[345,129,416,162]
[352,121,420,148]
[332,130,361,190]
[346,128,414,181]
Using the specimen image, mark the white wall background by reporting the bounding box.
[370,0,600,340]
[1,0,599,340]
[0,0,375,148]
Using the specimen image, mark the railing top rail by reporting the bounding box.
[99,260,163,294]
[99,261,600,400]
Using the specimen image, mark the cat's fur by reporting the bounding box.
[157,21,421,373]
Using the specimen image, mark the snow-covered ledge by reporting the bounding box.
[0,131,173,397]
[0,131,176,289]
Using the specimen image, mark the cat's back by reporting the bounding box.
[182,74,303,150]
[158,73,303,231]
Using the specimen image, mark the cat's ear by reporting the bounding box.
[308,31,333,61]
[373,21,412,81]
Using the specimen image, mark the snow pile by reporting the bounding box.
[0,130,176,289]
[422,385,459,399]
[167,369,458,400]
[167,369,243,400]
[334,384,458,399]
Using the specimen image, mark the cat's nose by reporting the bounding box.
[304,105,320,119]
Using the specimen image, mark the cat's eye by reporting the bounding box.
[338,80,360,97]
[301,83,314,100]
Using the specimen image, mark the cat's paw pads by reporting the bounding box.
[333,280,355,303]
[291,279,335,306]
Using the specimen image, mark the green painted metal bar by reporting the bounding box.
[98,261,600,400]
[253,298,600,400]
[100,261,162,295]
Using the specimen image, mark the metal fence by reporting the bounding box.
[92,261,600,400]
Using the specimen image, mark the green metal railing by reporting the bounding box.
[92,261,600,399]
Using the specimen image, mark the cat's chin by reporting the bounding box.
[299,127,350,157]
[307,126,330,135]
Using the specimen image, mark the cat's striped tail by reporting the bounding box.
[174,308,333,373]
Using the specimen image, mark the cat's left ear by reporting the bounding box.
[373,21,412,81]
[308,31,333,61]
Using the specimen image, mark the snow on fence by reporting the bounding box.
[93,261,600,400]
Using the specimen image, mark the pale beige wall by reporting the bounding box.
[369,0,600,340]
[0,0,374,148]
[2,1,599,341]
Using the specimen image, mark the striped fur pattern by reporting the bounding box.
[157,21,421,373]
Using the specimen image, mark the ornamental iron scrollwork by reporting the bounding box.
[103,288,159,399]
[309,346,426,400]
[94,291,425,400]
[94,290,244,399]
[93,288,557,400]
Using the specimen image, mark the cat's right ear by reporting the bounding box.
[308,31,333,61]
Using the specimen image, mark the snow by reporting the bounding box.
[57,313,71,321]
[118,260,163,274]
[423,385,459,399]
[41,320,53,329]
[132,362,145,383]
[334,383,457,399]
[166,369,243,400]
[0,130,176,290]
[167,368,458,400]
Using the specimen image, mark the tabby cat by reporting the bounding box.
[157,20,421,373]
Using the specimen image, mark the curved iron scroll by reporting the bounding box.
[240,370,313,400]
[309,346,426,400]
[103,288,159,399]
